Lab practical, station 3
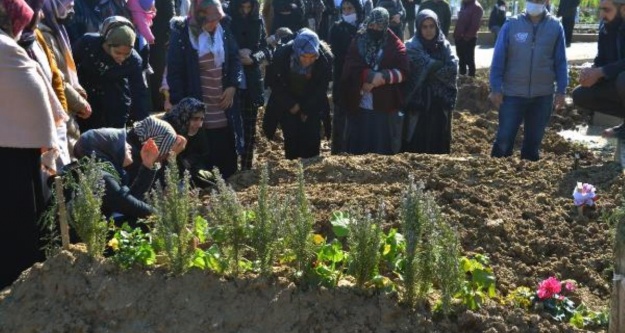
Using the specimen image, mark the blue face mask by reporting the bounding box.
[526,2,545,16]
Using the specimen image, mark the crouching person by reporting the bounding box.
[163,98,218,189]
[73,128,159,224]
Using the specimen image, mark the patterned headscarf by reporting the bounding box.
[162,97,205,135]
[74,128,128,175]
[416,9,445,54]
[132,117,178,158]
[290,28,320,75]
[42,0,80,86]
[357,7,389,68]
[0,0,34,38]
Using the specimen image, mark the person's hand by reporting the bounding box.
[241,55,254,65]
[239,48,252,58]
[392,14,401,24]
[76,103,92,119]
[371,72,385,87]
[554,93,566,110]
[141,138,160,169]
[489,92,503,109]
[362,82,375,92]
[300,113,308,122]
[289,103,300,114]
[164,98,172,112]
[580,67,604,87]
[170,135,187,156]
[266,35,278,47]
[219,87,236,110]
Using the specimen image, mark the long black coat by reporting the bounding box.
[263,41,333,159]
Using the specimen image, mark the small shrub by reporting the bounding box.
[250,163,286,276]
[455,254,497,311]
[150,161,200,275]
[208,168,250,275]
[67,155,110,258]
[285,162,315,281]
[346,206,383,288]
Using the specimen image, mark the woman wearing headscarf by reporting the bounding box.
[0,0,57,288]
[167,0,243,179]
[18,0,71,170]
[73,128,159,224]
[125,116,185,184]
[40,0,92,158]
[402,9,457,154]
[230,0,271,170]
[267,0,306,35]
[73,15,149,131]
[340,7,409,155]
[163,97,216,188]
[263,28,333,159]
[329,0,363,154]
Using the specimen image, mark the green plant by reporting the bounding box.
[455,254,497,311]
[505,286,534,309]
[345,208,383,288]
[310,236,345,287]
[569,304,609,329]
[108,223,156,269]
[150,162,200,275]
[380,228,406,275]
[250,163,285,276]
[208,168,250,275]
[67,155,111,258]
[285,162,315,281]
[399,177,462,311]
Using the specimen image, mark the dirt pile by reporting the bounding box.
[0,78,621,332]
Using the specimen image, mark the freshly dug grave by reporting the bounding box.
[0,82,620,333]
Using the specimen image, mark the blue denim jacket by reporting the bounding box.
[489,11,568,97]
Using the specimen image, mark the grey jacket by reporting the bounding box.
[490,11,568,97]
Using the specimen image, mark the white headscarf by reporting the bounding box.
[188,23,225,67]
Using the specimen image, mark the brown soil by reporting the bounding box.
[0,77,620,332]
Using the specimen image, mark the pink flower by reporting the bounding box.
[564,280,576,292]
[537,277,562,300]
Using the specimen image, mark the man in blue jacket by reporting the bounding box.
[572,0,625,138]
[489,0,567,161]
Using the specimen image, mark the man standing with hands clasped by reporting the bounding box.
[489,0,567,161]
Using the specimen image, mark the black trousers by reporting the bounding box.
[0,148,45,289]
[572,72,625,119]
[561,15,575,47]
[239,90,258,170]
[455,37,477,77]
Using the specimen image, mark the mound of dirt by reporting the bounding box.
[0,78,620,332]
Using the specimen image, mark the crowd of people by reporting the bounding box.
[0,0,616,289]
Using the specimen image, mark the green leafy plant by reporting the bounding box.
[67,155,111,258]
[207,168,251,275]
[108,223,156,269]
[380,228,406,276]
[345,208,383,288]
[310,236,345,287]
[150,162,200,275]
[400,177,462,311]
[250,163,285,276]
[455,254,497,311]
[285,163,315,281]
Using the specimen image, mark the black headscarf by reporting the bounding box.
[74,128,128,177]
[162,97,206,135]
[416,9,444,54]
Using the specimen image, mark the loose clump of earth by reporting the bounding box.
[0,72,620,332]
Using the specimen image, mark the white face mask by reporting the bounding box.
[526,2,545,16]
[343,13,357,24]
[499,5,506,11]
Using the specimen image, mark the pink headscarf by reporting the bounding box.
[1,0,34,38]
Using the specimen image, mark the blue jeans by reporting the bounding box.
[491,95,554,161]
